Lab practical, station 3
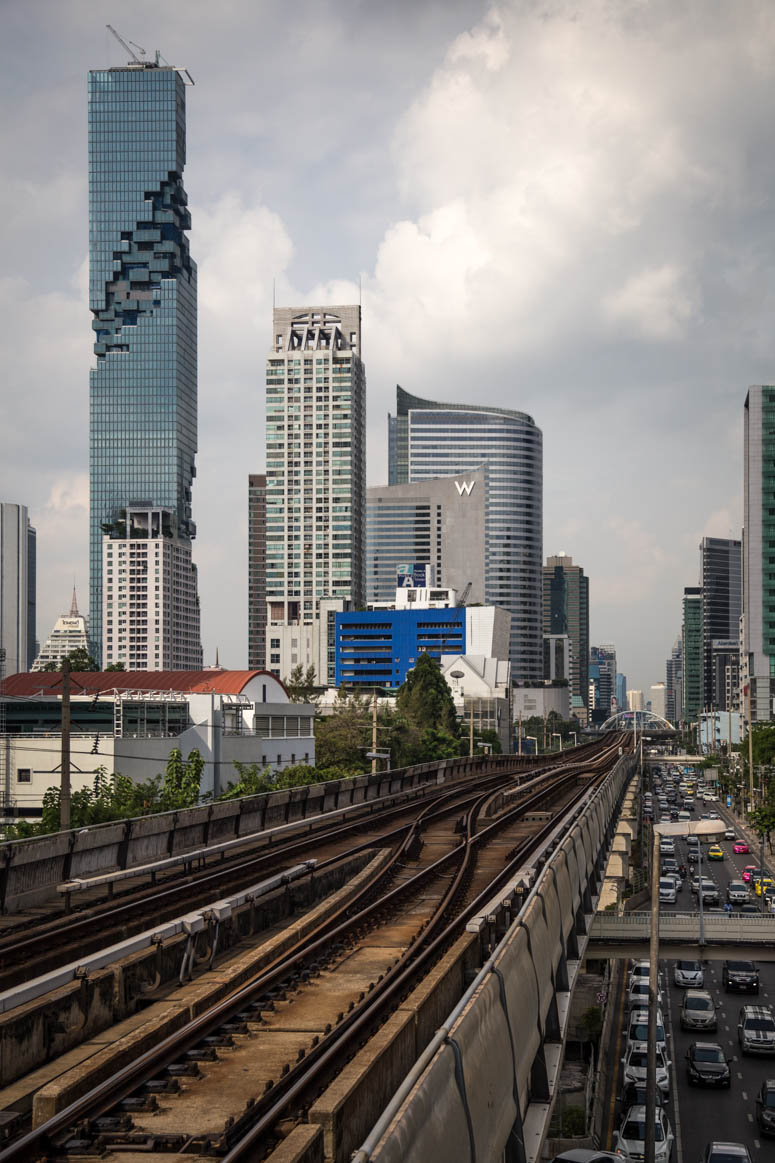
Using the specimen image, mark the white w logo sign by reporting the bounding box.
[455,480,475,496]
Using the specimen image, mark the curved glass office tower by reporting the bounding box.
[388,386,543,681]
[88,60,201,668]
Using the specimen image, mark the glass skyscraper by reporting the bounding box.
[388,386,543,681]
[88,59,200,668]
[542,553,589,706]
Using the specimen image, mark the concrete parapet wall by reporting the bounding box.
[355,752,635,1163]
[0,850,387,1099]
[0,753,523,913]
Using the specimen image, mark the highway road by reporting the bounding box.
[623,778,775,1158]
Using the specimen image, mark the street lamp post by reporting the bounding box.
[552,732,562,752]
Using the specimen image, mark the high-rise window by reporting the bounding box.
[88,61,201,669]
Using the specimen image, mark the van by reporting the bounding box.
[678,810,690,822]
[659,877,677,904]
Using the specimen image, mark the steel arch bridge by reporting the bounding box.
[599,708,675,732]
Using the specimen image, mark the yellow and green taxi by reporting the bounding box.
[707,844,724,861]
[753,875,775,896]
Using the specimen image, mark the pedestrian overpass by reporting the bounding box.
[588,909,775,960]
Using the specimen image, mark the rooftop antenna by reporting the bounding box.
[106,24,146,65]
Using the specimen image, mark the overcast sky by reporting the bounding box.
[2,0,773,693]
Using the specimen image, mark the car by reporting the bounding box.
[738,1004,775,1054]
[740,902,761,914]
[707,844,724,861]
[681,989,718,1031]
[662,855,680,874]
[754,876,775,896]
[723,960,760,993]
[549,1152,621,1162]
[675,959,704,988]
[685,1041,731,1087]
[726,881,749,905]
[754,1079,775,1136]
[659,838,675,855]
[629,960,650,987]
[627,1008,666,1053]
[613,1105,674,1162]
[694,879,720,905]
[659,876,677,904]
[687,847,700,863]
[621,1041,671,1095]
[724,827,735,840]
[620,1080,666,1111]
[699,1144,752,1163]
[742,864,759,882]
[733,840,750,854]
[627,980,664,1011]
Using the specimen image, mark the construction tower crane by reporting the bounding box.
[106,25,146,64]
[456,582,472,607]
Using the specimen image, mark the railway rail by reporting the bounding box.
[0,743,604,994]
[0,733,627,1162]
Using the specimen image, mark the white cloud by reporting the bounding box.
[603,264,700,340]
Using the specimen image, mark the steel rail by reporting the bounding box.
[0,752,599,990]
[0,742,625,1162]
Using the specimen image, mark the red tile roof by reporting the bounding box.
[0,670,287,698]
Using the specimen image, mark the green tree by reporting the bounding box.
[396,653,459,736]
[42,647,100,672]
[161,748,204,809]
[314,690,372,770]
[284,664,318,703]
[105,661,126,672]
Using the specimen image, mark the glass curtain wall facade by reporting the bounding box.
[542,553,589,705]
[700,536,741,711]
[743,386,775,722]
[0,504,36,676]
[388,386,542,681]
[88,63,199,666]
[682,587,704,722]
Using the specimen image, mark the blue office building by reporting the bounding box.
[335,608,465,688]
[88,59,200,666]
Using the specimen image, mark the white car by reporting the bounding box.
[621,1040,671,1095]
[674,959,704,988]
[626,980,664,1011]
[629,961,650,988]
[613,1104,674,1161]
[627,1008,667,1054]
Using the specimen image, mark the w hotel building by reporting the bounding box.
[388,387,543,682]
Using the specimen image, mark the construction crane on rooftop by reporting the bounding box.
[106,24,146,64]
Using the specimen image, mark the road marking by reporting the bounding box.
[738,1071,743,1078]
[743,1090,749,1099]
[748,1112,754,1122]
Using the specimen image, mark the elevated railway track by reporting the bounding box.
[0,734,628,1161]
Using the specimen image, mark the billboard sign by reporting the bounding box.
[397,563,430,588]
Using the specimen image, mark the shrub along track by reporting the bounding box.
[0,735,627,1161]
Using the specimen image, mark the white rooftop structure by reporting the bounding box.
[31,588,90,672]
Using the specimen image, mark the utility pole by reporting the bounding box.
[372,690,378,774]
[469,701,474,758]
[748,686,755,812]
[518,710,522,756]
[60,660,71,832]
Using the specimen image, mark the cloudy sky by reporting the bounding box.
[2,0,773,693]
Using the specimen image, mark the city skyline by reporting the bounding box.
[3,2,774,691]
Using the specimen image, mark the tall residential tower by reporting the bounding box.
[88,55,201,669]
[743,386,775,722]
[542,553,589,707]
[265,307,366,683]
[700,536,741,711]
[388,386,543,681]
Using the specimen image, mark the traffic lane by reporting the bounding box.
[664,954,775,1156]
[659,833,768,913]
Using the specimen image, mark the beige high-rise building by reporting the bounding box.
[265,307,366,685]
